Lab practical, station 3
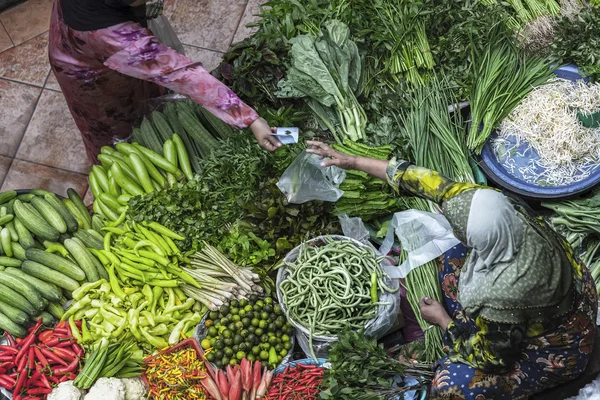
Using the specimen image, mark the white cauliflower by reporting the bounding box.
[85,377,125,400]
[122,377,148,400]
[48,381,85,400]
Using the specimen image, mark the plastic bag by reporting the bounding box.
[277,151,346,204]
[148,16,185,55]
[380,210,459,279]
[276,235,400,359]
[566,374,600,400]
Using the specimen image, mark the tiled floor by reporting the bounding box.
[0,0,264,200]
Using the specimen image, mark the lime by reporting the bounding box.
[259,320,268,329]
[236,351,246,360]
[248,333,258,344]
[264,305,273,313]
[256,300,264,308]
[214,350,224,360]
[229,359,238,366]
[207,327,218,337]
[230,307,240,315]
[281,334,290,342]
[240,329,249,337]
[234,335,244,345]
[225,348,233,357]
[249,294,258,303]
[244,305,253,313]
[277,355,283,363]
[210,338,217,347]
[242,318,251,328]
[214,321,221,328]
[274,319,283,329]
[224,337,233,346]
[205,320,214,327]
[283,342,292,350]
[218,325,227,335]
[230,299,239,308]
[222,329,233,339]
[268,337,278,346]
[239,309,246,318]
[232,315,241,322]
[274,305,283,315]
[248,326,256,334]
[251,318,260,327]
[235,321,244,331]
[268,323,277,332]
[239,299,248,307]
[247,354,256,362]
[239,342,249,351]
[264,297,274,305]
[232,345,239,353]
[254,328,264,337]
[228,323,236,331]
[259,350,269,361]
[215,360,223,368]
[279,349,288,357]
[252,346,261,356]
[261,334,269,343]
[214,340,225,349]
[220,305,230,315]
[201,339,212,350]
[221,317,230,326]
[209,311,219,320]
[253,304,261,312]
[267,332,275,338]
[275,344,283,352]
[260,312,269,321]
[205,352,215,362]
[222,356,230,365]
[260,343,270,350]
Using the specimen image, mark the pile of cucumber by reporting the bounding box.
[0,188,107,338]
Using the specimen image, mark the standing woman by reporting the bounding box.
[48,0,281,164]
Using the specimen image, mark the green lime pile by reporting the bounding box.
[200,295,294,369]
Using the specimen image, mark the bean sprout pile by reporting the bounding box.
[492,79,600,186]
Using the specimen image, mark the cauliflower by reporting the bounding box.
[122,377,148,400]
[85,377,125,400]
[48,381,85,400]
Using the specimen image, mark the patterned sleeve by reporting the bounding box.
[386,158,481,205]
[103,35,259,129]
[446,311,525,373]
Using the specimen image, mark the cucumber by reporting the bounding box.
[33,311,55,326]
[14,217,35,249]
[1,228,12,257]
[73,230,103,251]
[0,271,46,311]
[63,198,87,230]
[91,215,106,232]
[63,239,100,282]
[4,267,62,302]
[0,190,17,205]
[31,196,67,234]
[25,248,86,281]
[11,242,26,261]
[0,256,21,267]
[0,281,37,316]
[86,229,105,243]
[21,260,80,292]
[72,237,108,281]
[67,188,92,229]
[44,193,79,233]
[0,310,27,338]
[46,301,65,319]
[13,200,60,242]
[0,299,29,325]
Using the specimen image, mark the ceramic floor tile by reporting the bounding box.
[0,31,50,87]
[0,78,42,158]
[1,159,88,198]
[183,45,223,73]
[233,0,267,44]
[83,186,94,207]
[0,21,12,52]
[0,0,53,46]
[16,89,91,174]
[0,155,12,185]
[44,70,61,92]
[164,0,247,52]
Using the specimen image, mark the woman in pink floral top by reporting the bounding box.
[48,0,280,163]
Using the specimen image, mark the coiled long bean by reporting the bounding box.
[280,238,397,360]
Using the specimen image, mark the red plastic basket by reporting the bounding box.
[141,338,206,387]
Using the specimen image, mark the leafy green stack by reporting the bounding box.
[132,100,237,173]
[332,141,403,221]
[0,189,106,337]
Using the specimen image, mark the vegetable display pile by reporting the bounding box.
[266,363,324,400]
[200,296,293,369]
[200,357,274,400]
[0,320,83,399]
[279,238,396,360]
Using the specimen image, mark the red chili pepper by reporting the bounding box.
[0,375,15,390]
[0,346,18,354]
[39,348,68,367]
[32,347,48,369]
[48,347,76,362]
[13,369,29,397]
[58,374,70,383]
[17,354,28,372]
[54,357,79,375]
[37,373,51,390]
[15,319,42,366]
[37,331,54,344]
[22,396,42,400]
[72,343,84,358]
[5,333,17,347]
[55,321,67,330]
[47,375,59,384]
[27,348,35,371]
[27,387,52,395]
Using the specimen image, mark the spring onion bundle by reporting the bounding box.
[467,36,556,153]
[182,243,262,310]
[492,80,600,186]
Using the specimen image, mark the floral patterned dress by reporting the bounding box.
[48,0,258,163]
[387,160,598,399]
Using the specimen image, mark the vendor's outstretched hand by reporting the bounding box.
[306,141,356,169]
[419,296,452,331]
[251,118,282,152]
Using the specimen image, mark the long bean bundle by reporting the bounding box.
[279,238,397,360]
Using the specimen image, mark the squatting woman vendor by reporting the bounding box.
[48,0,281,164]
[307,141,598,399]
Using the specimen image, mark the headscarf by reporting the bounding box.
[449,189,573,324]
[144,0,164,20]
[60,0,162,32]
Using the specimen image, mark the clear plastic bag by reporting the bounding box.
[380,210,459,279]
[276,151,346,204]
[276,235,400,359]
[148,16,185,56]
[566,375,600,400]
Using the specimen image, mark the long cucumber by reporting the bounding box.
[0,281,38,316]
[0,310,27,337]
[31,196,67,234]
[64,238,100,282]
[0,299,29,325]
[26,248,86,281]
[67,188,92,228]
[44,193,79,233]
[4,267,62,302]
[13,200,60,242]
[21,260,80,292]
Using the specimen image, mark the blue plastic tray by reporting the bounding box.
[479,65,599,199]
